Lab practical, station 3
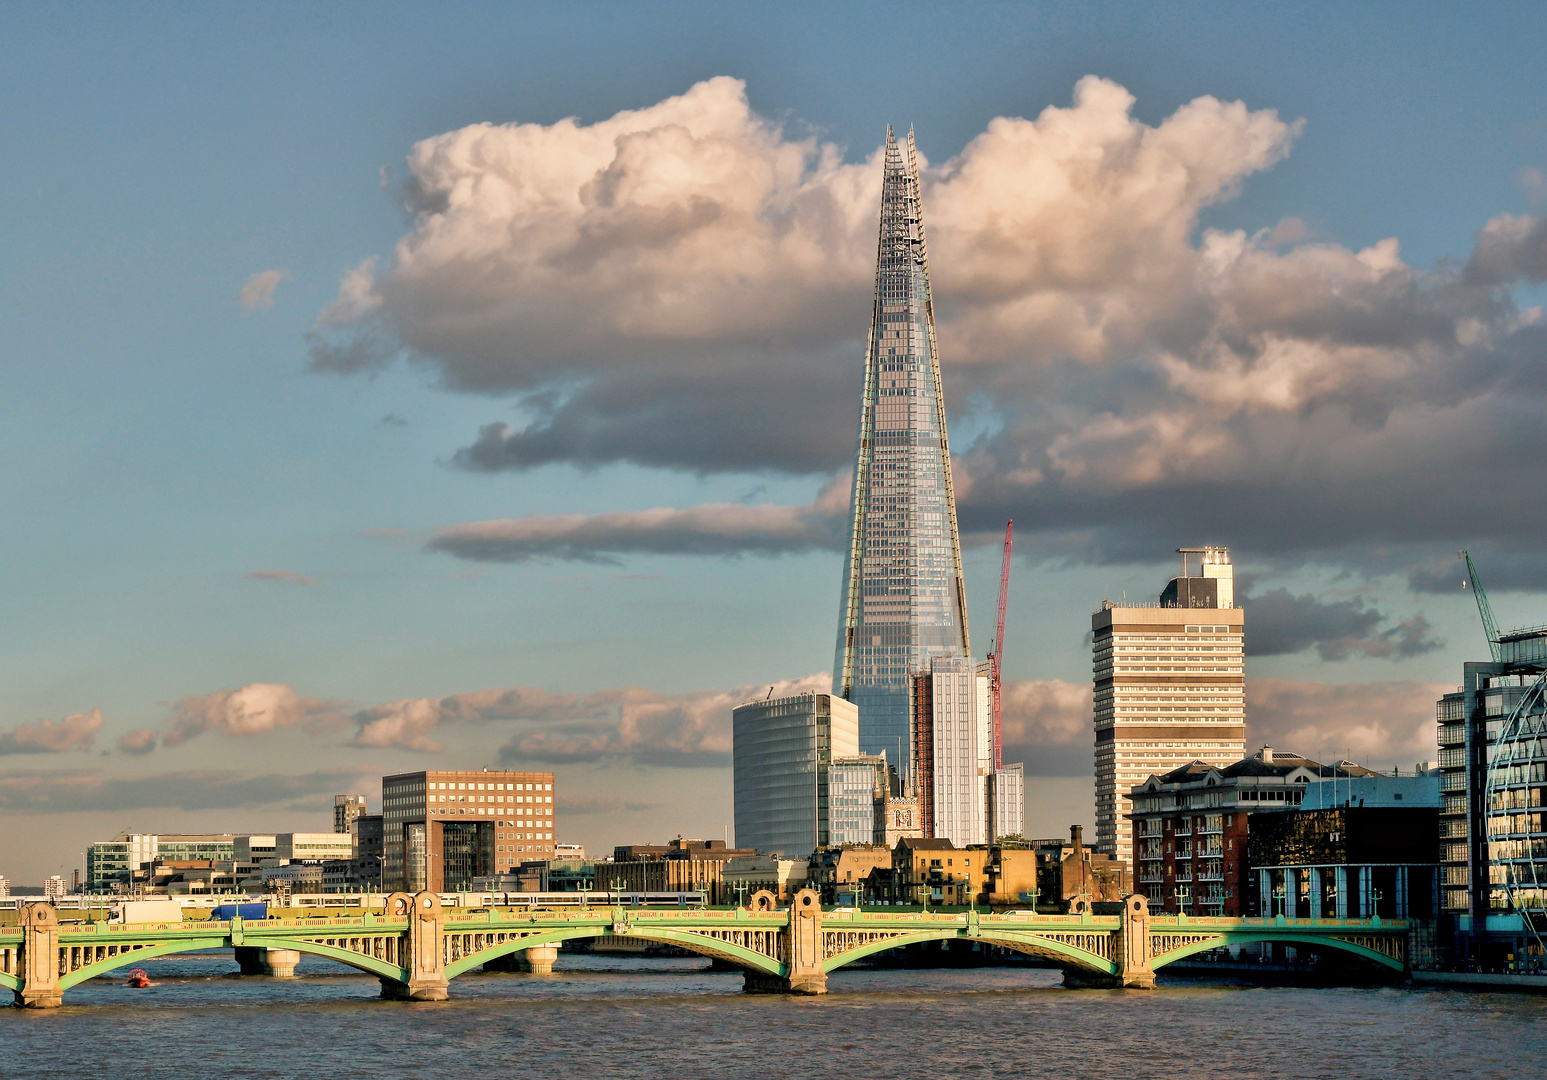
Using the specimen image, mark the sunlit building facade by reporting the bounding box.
[732,692,859,858]
[834,126,971,762]
[1093,548,1245,867]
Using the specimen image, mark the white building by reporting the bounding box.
[733,692,859,858]
[989,762,1025,840]
[1092,546,1245,867]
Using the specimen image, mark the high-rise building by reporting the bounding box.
[1092,547,1245,866]
[1435,626,1547,966]
[834,127,971,761]
[912,656,1026,847]
[381,768,556,892]
[912,657,990,847]
[733,692,859,857]
[352,813,384,888]
[334,793,368,833]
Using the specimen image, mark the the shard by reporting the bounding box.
[834,127,971,765]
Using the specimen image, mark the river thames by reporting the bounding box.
[7,953,1544,1078]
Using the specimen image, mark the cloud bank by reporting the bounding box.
[309,75,1547,579]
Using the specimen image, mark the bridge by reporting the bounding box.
[1,891,1410,1007]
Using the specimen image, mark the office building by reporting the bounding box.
[381,768,557,892]
[1435,625,1547,967]
[829,753,893,846]
[352,813,384,888]
[333,793,368,833]
[0,876,8,897]
[1093,546,1245,866]
[733,693,859,856]
[85,834,236,893]
[1128,747,1375,915]
[733,692,859,857]
[833,127,972,759]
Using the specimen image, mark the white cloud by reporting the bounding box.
[1244,678,1451,766]
[237,269,288,310]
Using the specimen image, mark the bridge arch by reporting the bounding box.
[821,929,1117,979]
[444,926,786,980]
[53,932,414,991]
[1149,932,1404,973]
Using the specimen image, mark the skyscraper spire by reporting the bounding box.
[834,126,971,761]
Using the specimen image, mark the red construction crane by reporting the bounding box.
[989,520,1013,771]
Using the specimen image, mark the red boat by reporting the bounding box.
[124,969,153,988]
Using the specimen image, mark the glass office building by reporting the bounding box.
[733,692,859,857]
[834,127,971,762]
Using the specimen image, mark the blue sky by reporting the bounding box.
[2,3,1545,883]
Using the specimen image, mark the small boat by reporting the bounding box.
[124,969,154,988]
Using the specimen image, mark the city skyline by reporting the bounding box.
[3,4,1547,885]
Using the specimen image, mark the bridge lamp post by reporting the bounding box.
[1369,886,1383,920]
[1175,885,1191,916]
[1272,882,1287,919]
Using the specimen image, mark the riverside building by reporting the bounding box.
[833,127,971,760]
[1093,547,1245,867]
[1434,625,1547,967]
[381,768,556,892]
[733,692,859,857]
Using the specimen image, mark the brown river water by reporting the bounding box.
[5,953,1543,1078]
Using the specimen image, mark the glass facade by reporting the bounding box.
[733,693,859,858]
[835,127,970,762]
[829,754,891,846]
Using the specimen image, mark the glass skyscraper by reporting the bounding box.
[834,127,971,763]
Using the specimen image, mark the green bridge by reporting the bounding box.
[1,891,1410,1007]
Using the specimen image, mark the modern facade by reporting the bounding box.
[1093,546,1245,866]
[912,657,989,846]
[1435,626,1547,966]
[333,793,368,833]
[911,657,1025,847]
[989,763,1025,841]
[1247,794,1440,920]
[85,834,236,893]
[834,127,971,761]
[352,813,384,887]
[1128,748,1361,915]
[733,692,859,857]
[381,768,556,892]
[829,753,893,846]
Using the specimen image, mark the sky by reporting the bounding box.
[2,2,1545,884]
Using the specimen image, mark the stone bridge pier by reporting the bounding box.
[16,903,62,1009]
[379,891,449,1001]
[742,888,827,995]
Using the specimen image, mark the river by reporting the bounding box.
[5,953,1542,1078]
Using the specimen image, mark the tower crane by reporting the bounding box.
[1459,549,1503,662]
[988,520,1013,771]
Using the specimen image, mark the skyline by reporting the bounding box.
[3,4,1547,883]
